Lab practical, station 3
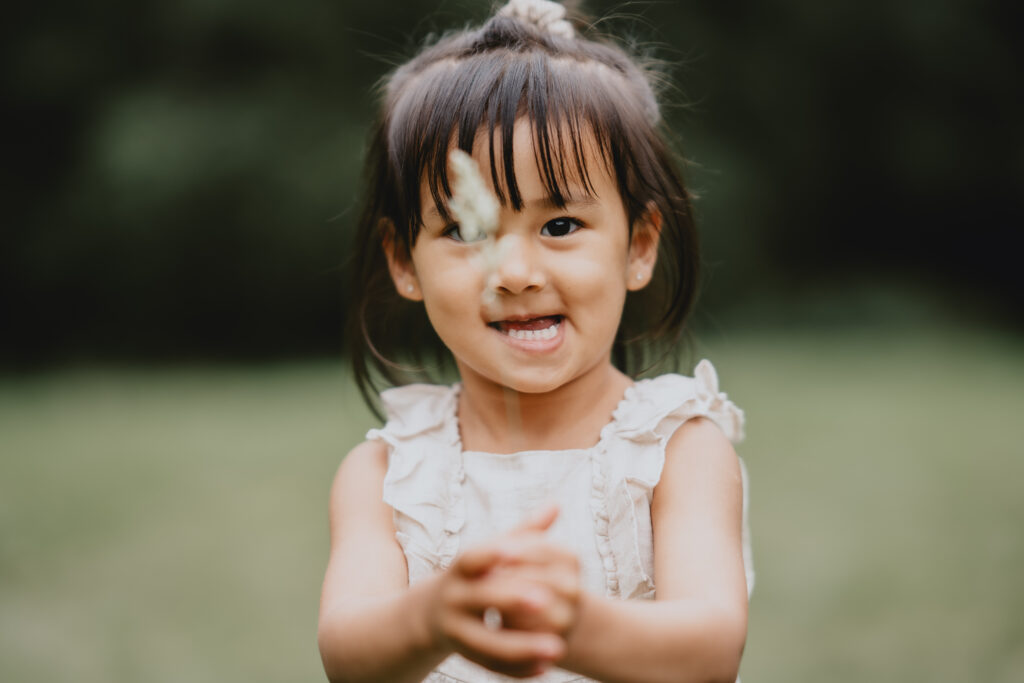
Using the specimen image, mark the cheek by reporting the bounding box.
[557,259,629,332]
[412,241,481,292]
[558,245,630,296]
[416,258,484,321]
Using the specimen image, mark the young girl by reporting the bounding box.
[319,2,753,681]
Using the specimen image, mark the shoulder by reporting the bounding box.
[660,417,741,489]
[654,359,743,479]
[329,440,390,521]
[615,360,745,446]
[652,417,742,550]
[336,439,389,483]
[601,361,743,491]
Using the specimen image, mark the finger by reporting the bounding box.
[492,537,579,573]
[498,593,576,634]
[440,611,552,678]
[455,544,506,578]
[512,503,559,534]
[449,612,565,670]
[459,573,577,634]
[453,572,553,616]
[491,564,581,604]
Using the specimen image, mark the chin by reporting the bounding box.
[490,371,569,395]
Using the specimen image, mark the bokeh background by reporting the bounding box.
[2,1,1021,681]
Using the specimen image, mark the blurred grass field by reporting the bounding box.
[2,325,1022,683]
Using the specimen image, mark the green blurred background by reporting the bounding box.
[2,0,1021,681]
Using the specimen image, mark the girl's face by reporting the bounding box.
[388,120,659,395]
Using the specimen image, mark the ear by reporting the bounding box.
[627,203,662,292]
[382,224,423,301]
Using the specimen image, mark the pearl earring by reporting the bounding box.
[406,284,415,293]
[635,272,643,281]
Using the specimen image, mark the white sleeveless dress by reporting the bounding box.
[367,360,753,683]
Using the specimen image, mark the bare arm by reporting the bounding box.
[558,417,749,683]
[317,441,569,683]
[317,440,444,683]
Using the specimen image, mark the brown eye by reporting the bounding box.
[443,223,486,243]
[541,217,582,237]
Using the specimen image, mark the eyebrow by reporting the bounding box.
[425,195,600,218]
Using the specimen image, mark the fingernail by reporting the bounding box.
[540,638,564,659]
[525,588,548,608]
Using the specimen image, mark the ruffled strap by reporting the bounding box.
[367,384,459,442]
[606,359,745,449]
[366,384,465,580]
[591,360,751,598]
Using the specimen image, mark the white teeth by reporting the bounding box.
[505,321,559,341]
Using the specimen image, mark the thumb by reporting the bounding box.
[513,503,560,534]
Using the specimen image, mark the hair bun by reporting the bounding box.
[498,0,575,39]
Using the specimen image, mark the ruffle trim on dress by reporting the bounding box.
[369,383,459,441]
[604,359,745,446]
[591,359,747,598]
[368,383,465,576]
[588,444,618,595]
[367,361,750,600]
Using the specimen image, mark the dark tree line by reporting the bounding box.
[3,0,1021,364]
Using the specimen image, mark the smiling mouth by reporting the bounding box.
[489,315,563,341]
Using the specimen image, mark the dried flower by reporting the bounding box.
[447,148,524,447]
[448,149,499,242]
[448,148,504,304]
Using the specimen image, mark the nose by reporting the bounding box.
[489,234,546,295]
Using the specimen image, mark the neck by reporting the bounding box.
[456,361,632,453]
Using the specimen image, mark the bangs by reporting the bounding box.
[385,50,653,242]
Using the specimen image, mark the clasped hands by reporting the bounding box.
[427,504,582,678]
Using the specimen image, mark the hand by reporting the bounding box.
[484,505,582,637]
[426,505,582,678]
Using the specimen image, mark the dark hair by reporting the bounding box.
[349,5,699,418]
